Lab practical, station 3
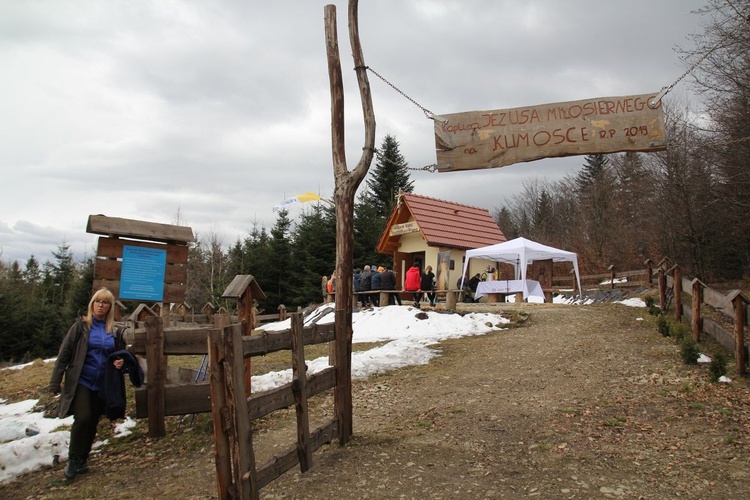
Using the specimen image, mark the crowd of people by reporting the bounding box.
[324,262,437,308]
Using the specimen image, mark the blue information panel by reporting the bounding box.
[119,245,167,301]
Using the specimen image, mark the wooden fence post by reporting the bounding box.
[658,269,666,313]
[608,265,615,289]
[290,313,312,470]
[334,308,353,445]
[692,279,704,343]
[145,316,166,437]
[644,259,653,285]
[208,329,232,499]
[673,265,682,322]
[224,324,256,499]
[729,291,749,376]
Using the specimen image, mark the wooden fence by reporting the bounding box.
[208,313,338,499]
[656,260,749,375]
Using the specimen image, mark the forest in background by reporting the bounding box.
[0,0,747,363]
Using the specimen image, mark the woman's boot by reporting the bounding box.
[64,456,81,480]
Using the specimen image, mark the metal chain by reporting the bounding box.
[649,47,718,108]
[365,66,447,123]
[370,147,438,173]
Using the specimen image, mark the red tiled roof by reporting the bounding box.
[377,193,506,252]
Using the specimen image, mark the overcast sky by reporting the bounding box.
[0,0,708,265]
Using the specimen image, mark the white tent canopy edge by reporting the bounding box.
[460,237,583,299]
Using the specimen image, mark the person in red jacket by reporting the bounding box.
[404,262,422,307]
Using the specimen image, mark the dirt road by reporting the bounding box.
[4,303,749,499]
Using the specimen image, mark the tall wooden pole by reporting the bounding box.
[324,0,375,445]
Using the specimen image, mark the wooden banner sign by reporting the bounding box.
[389,221,420,236]
[434,92,667,172]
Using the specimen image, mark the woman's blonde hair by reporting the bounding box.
[83,288,116,333]
[425,265,432,272]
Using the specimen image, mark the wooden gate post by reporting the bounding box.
[729,291,749,376]
[673,265,682,322]
[658,268,666,313]
[290,313,312,470]
[145,316,166,437]
[224,323,256,499]
[208,329,232,499]
[691,279,705,343]
[644,258,653,285]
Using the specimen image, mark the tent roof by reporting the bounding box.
[465,237,577,264]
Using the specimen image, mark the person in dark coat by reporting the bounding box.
[353,268,362,306]
[370,266,383,307]
[49,288,127,480]
[380,265,402,306]
[421,265,437,307]
[359,265,372,307]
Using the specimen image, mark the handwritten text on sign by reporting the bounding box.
[434,93,666,172]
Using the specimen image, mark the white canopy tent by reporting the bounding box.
[460,237,582,299]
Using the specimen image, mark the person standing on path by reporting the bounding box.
[49,288,129,480]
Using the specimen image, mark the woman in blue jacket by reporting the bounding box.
[49,288,126,480]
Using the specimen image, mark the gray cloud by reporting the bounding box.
[0,0,706,264]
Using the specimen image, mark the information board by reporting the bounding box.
[119,245,167,301]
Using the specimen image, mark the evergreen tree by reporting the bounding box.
[265,210,294,309]
[576,154,610,192]
[353,189,386,266]
[366,134,414,218]
[290,203,336,305]
[493,206,518,240]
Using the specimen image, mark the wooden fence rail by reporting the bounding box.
[209,312,338,499]
[660,264,749,375]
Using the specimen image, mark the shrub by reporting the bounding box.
[709,351,728,382]
[680,335,700,365]
[645,295,655,308]
[648,304,661,316]
[670,321,689,342]
[657,315,670,337]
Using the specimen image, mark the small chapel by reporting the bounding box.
[376,193,506,290]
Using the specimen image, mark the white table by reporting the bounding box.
[474,280,545,301]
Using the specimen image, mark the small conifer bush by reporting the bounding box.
[680,335,700,365]
[671,321,689,342]
[709,351,728,382]
[657,315,670,337]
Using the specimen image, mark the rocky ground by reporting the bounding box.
[3,301,750,499]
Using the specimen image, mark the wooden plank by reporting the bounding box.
[131,326,214,355]
[87,214,194,244]
[435,93,667,172]
[703,316,735,352]
[97,237,189,264]
[145,316,166,437]
[94,258,187,283]
[247,367,336,421]
[135,381,212,418]
[223,324,257,498]
[290,314,312,472]
[92,279,185,304]
[255,419,338,490]
[242,324,335,357]
[703,287,736,317]
[207,330,232,500]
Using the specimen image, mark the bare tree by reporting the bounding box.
[324,0,375,444]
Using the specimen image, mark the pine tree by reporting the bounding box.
[290,203,336,305]
[366,134,414,218]
[353,189,386,266]
[576,154,610,192]
[265,210,294,309]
